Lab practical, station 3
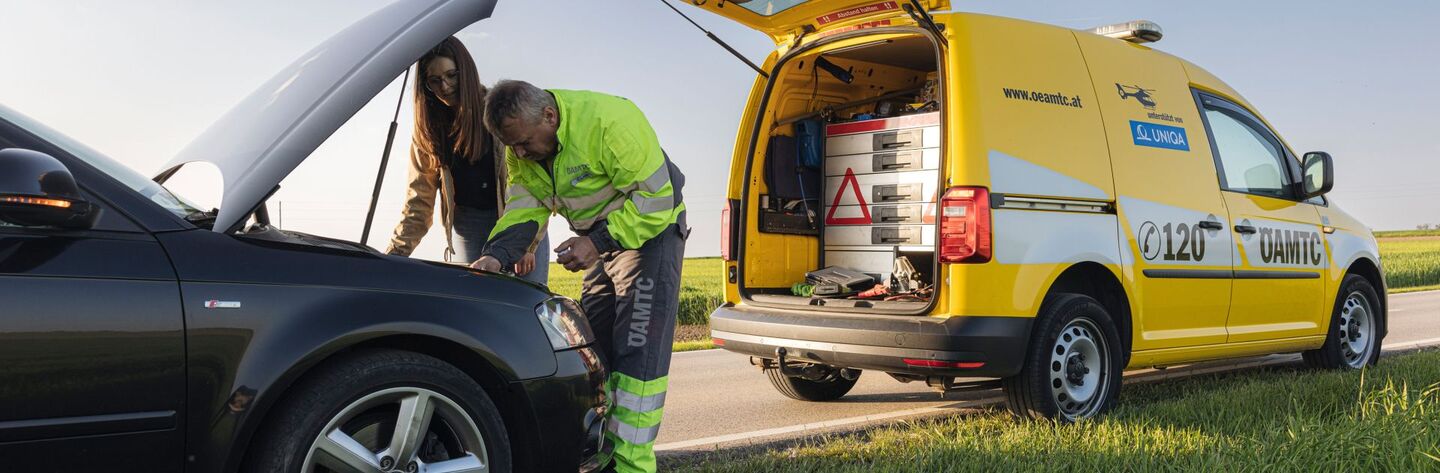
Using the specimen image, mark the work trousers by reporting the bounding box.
[581,218,686,473]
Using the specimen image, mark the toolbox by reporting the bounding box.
[820,112,941,279]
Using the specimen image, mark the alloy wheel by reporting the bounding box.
[303,387,489,473]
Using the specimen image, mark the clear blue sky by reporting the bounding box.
[2,1,1436,260]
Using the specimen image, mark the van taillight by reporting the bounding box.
[721,198,739,261]
[938,187,991,263]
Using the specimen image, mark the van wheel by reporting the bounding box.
[243,349,512,473]
[1304,274,1382,370]
[765,367,860,401]
[1002,294,1123,422]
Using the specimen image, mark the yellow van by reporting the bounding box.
[695,1,1386,420]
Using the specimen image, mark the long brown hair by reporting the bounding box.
[413,36,489,165]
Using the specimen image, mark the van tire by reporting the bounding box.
[1303,274,1382,370]
[765,367,859,401]
[1002,293,1123,422]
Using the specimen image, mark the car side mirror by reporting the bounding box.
[1301,151,1334,199]
[0,148,101,229]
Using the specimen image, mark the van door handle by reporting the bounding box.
[1197,221,1223,230]
[1233,224,1257,234]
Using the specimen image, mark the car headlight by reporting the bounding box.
[535,296,595,350]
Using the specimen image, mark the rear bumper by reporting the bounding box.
[710,304,1033,378]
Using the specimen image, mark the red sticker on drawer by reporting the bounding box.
[816,2,899,25]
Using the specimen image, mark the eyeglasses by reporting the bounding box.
[425,69,460,92]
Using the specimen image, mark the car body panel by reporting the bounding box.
[0,228,185,471]
[151,229,558,472]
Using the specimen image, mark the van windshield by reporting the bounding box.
[736,0,809,16]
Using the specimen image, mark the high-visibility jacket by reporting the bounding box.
[483,89,683,266]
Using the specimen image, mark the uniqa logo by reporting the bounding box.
[1133,123,1186,146]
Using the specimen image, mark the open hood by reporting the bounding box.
[158,0,496,233]
[684,0,947,43]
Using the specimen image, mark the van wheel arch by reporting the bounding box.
[1044,262,1133,364]
[232,335,529,473]
[1343,257,1388,339]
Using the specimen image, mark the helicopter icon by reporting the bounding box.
[1116,84,1157,109]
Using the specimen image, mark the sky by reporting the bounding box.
[2,1,1437,262]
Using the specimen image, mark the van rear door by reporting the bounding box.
[682,0,949,43]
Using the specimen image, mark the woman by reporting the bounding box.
[386,36,548,283]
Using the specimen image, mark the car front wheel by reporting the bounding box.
[1304,274,1383,370]
[244,349,511,473]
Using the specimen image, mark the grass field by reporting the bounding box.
[1374,229,1440,238]
[1379,236,1440,291]
[547,234,1440,350]
[668,349,1440,472]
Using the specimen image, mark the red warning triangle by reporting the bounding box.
[825,168,872,225]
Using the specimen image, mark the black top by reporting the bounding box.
[448,144,498,211]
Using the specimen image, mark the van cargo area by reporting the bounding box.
[740,33,944,314]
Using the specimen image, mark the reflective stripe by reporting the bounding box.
[614,390,667,414]
[638,165,670,192]
[569,198,628,230]
[507,195,542,210]
[631,193,675,214]
[560,188,620,211]
[606,417,661,445]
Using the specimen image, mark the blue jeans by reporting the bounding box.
[452,205,550,285]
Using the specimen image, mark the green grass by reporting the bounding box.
[1375,229,1440,238]
[1379,237,1440,291]
[670,349,1440,472]
[672,339,716,352]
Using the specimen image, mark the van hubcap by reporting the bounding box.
[1338,291,1374,369]
[1050,317,1109,420]
[303,387,489,473]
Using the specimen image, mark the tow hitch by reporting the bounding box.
[752,347,860,382]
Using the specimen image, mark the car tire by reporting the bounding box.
[1002,293,1124,422]
[243,349,512,473]
[1303,274,1383,370]
[765,366,859,401]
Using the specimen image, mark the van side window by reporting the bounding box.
[1198,96,1296,200]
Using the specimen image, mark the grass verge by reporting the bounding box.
[669,349,1440,472]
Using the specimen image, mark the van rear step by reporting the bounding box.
[750,293,928,312]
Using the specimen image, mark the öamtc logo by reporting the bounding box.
[1130,120,1190,151]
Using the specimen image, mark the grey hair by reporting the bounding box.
[483,80,555,134]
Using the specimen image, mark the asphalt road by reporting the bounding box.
[655,290,1440,451]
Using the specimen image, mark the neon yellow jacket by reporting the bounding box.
[483,90,684,266]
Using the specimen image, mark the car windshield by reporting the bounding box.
[1,105,207,223]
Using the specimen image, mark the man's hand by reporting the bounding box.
[515,252,536,276]
[555,237,600,272]
[470,255,502,272]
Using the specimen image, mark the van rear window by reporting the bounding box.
[736,0,808,16]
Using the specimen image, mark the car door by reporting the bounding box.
[1076,33,1234,351]
[0,125,186,470]
[1194,92,1327,343]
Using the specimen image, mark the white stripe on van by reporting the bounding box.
[993,210,1121,266]
[988,149,1110,200]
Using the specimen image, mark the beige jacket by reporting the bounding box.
[385,138,509,260]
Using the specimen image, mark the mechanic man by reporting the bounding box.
[471,80,685,473]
